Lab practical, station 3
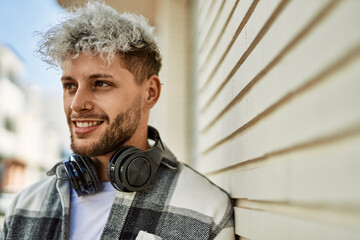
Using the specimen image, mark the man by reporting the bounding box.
[1,1,234,239]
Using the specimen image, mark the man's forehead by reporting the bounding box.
[61,52,127,70]
[60,53,136,83]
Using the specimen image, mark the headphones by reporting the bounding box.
[64,126,165,196]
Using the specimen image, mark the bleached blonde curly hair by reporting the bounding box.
[37,1,161,84]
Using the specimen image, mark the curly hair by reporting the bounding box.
[37,1,161,84]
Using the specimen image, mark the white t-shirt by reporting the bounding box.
[70,182,117,240]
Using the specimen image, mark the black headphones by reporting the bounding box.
[64,126,165,196]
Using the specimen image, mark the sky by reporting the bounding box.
[0,0,70,152]
[0,0,65,95]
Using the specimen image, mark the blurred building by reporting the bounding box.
[0,44,63,214]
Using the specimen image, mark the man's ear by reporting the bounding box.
[143,75,161,109]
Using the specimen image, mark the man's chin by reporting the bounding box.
[71,141,96,157]
[70,140,114,158]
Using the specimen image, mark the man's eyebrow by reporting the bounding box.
[89,73,114,79]
[60,74,114,81]
[61,76,74,81]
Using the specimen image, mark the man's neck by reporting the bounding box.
[92,154,112,182]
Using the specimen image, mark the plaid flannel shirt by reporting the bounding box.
[1,150,234,240]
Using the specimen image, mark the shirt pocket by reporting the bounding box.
[135,230,162,240]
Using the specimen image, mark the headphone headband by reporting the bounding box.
[145,126,165,165]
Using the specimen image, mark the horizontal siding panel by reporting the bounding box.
[198,0,337,132]
[197,0,238,72]
[196,54,360,173]
[208,133,360,205]
[235,207,360,240]
[197,0,267,90]
[196,0,214,37]
[199,0,360,154]
[211,161,290,201]
[196,0,207,17]
[197,0,225,51]
[198,0,283,104]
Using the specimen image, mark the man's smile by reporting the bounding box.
[72,120,104,135]
[75,121,103,128]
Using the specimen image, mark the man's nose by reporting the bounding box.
[70,88,93,112]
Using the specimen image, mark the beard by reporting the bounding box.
[68,97,141,157]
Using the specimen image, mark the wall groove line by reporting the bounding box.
[199,0,289,108]
[197,0,207,18]
[201,43,360,155]
[198,0,226,55]
[205,121,360,176]
[199,0,261,93]
[197,0,217,39]
[200,0,342,134]
[198,0,240,75]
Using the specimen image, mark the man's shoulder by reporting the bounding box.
[177,162,230,198]
[169,162,233,221]
[6,175,58,216]
[2,173,67,240]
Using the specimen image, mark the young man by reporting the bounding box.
[1,2,234,239]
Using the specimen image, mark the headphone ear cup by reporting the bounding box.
[64,154,102,196]
[79,155,102,193]
[107,146,157,192]
[107,146,137,191]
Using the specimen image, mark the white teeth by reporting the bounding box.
[76,121,101,128]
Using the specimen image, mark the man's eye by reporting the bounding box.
[95,81,110,87]
[63,83,77,90]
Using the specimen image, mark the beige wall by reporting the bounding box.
[193,0,360,239]
[149,0,191,164]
